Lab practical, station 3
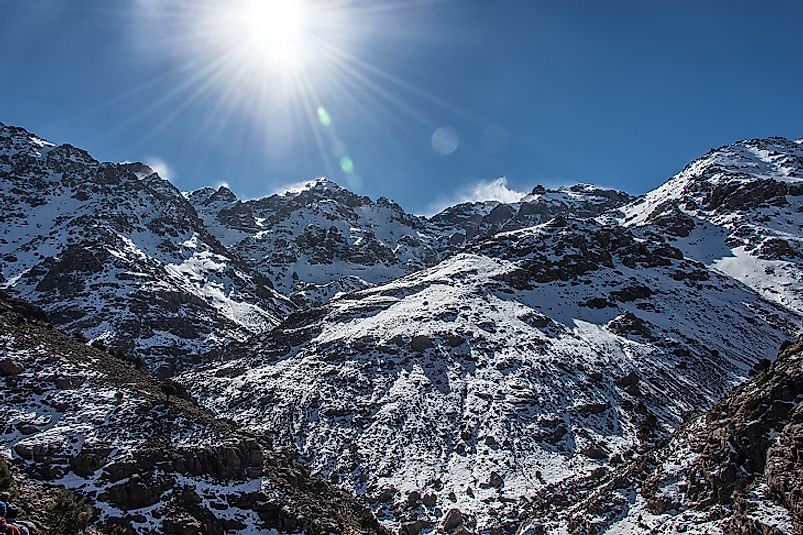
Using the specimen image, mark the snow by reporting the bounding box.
[183,218,799,531]
[4,123,803,533]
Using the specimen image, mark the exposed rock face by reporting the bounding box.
[0,123,294,372]
[519,337,803,534]
[0,358,24,376]
[0,293,388,534]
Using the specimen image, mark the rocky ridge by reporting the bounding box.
[0,292,387,534]
[621,136,803,314]
[0,122,294,373]
[187,180,634,308]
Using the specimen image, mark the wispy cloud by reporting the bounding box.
[145,157,173,182]
[425,177,525,215]
[268,178,330,195]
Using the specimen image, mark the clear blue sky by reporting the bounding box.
[1,0,801,214]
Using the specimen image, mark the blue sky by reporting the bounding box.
[1,0,802,214]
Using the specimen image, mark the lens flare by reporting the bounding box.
[120,1,478,189]
[432,126,459,155]
[339,156,354,173]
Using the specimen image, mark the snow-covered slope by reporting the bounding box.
[519,336,803,535]
[188,180,634,308]
[0,123,294,372]
[5,121,803,534]
[0,293,387,534]
[431,183,633,243]
[182,217,799,533]
[620,137,803,315]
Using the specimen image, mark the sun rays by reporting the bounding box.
[58,0,475,188]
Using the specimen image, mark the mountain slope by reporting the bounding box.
[431,183,633,242]
[517,336,803,534]
[187,179,444,307]
[182,217,799,532]
[0,123,294,372]
[0,292,387,534]
[620,136,803,315]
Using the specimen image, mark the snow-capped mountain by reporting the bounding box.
[0,123,294,373]
[621,136,803,315]
[182,216,798,532]
[430,183,633,242]
[3,122,803,534]
[188,179,634,307]
[187,179,443,307]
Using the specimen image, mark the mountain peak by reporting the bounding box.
[211,184,238,202]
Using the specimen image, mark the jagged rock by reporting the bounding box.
[54,375,85,390]
[70,448,109,477]
[487,471,504,488]
[575,402,609,416]
[102,474,175,510]
[608,312,652,338]
[617,371,641,396]
[406,490,422,507]
[13,438,64,462]
[516,522,545,535]
[376,486,398,502]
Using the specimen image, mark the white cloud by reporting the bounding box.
[268,177,331,195]
[426,177,525,215]
[271,179,312,195]
[145,157,173,182]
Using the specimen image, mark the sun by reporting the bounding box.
[216,0,311,71]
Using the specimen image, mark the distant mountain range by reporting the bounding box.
[1,122,801,533]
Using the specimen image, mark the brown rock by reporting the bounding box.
[443,508,463,531]
[410,335,434,351]
[0,358,24,376]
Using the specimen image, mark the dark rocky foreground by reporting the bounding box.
[0,292,389,534]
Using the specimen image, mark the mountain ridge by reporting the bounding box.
[2,121,803,533]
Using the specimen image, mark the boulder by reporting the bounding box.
[443,508,463,531]
[410,335,433,351]
[487,471,504,488]
[0,358,24,376]
[401,519,434,535]
[406,490,421,507]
